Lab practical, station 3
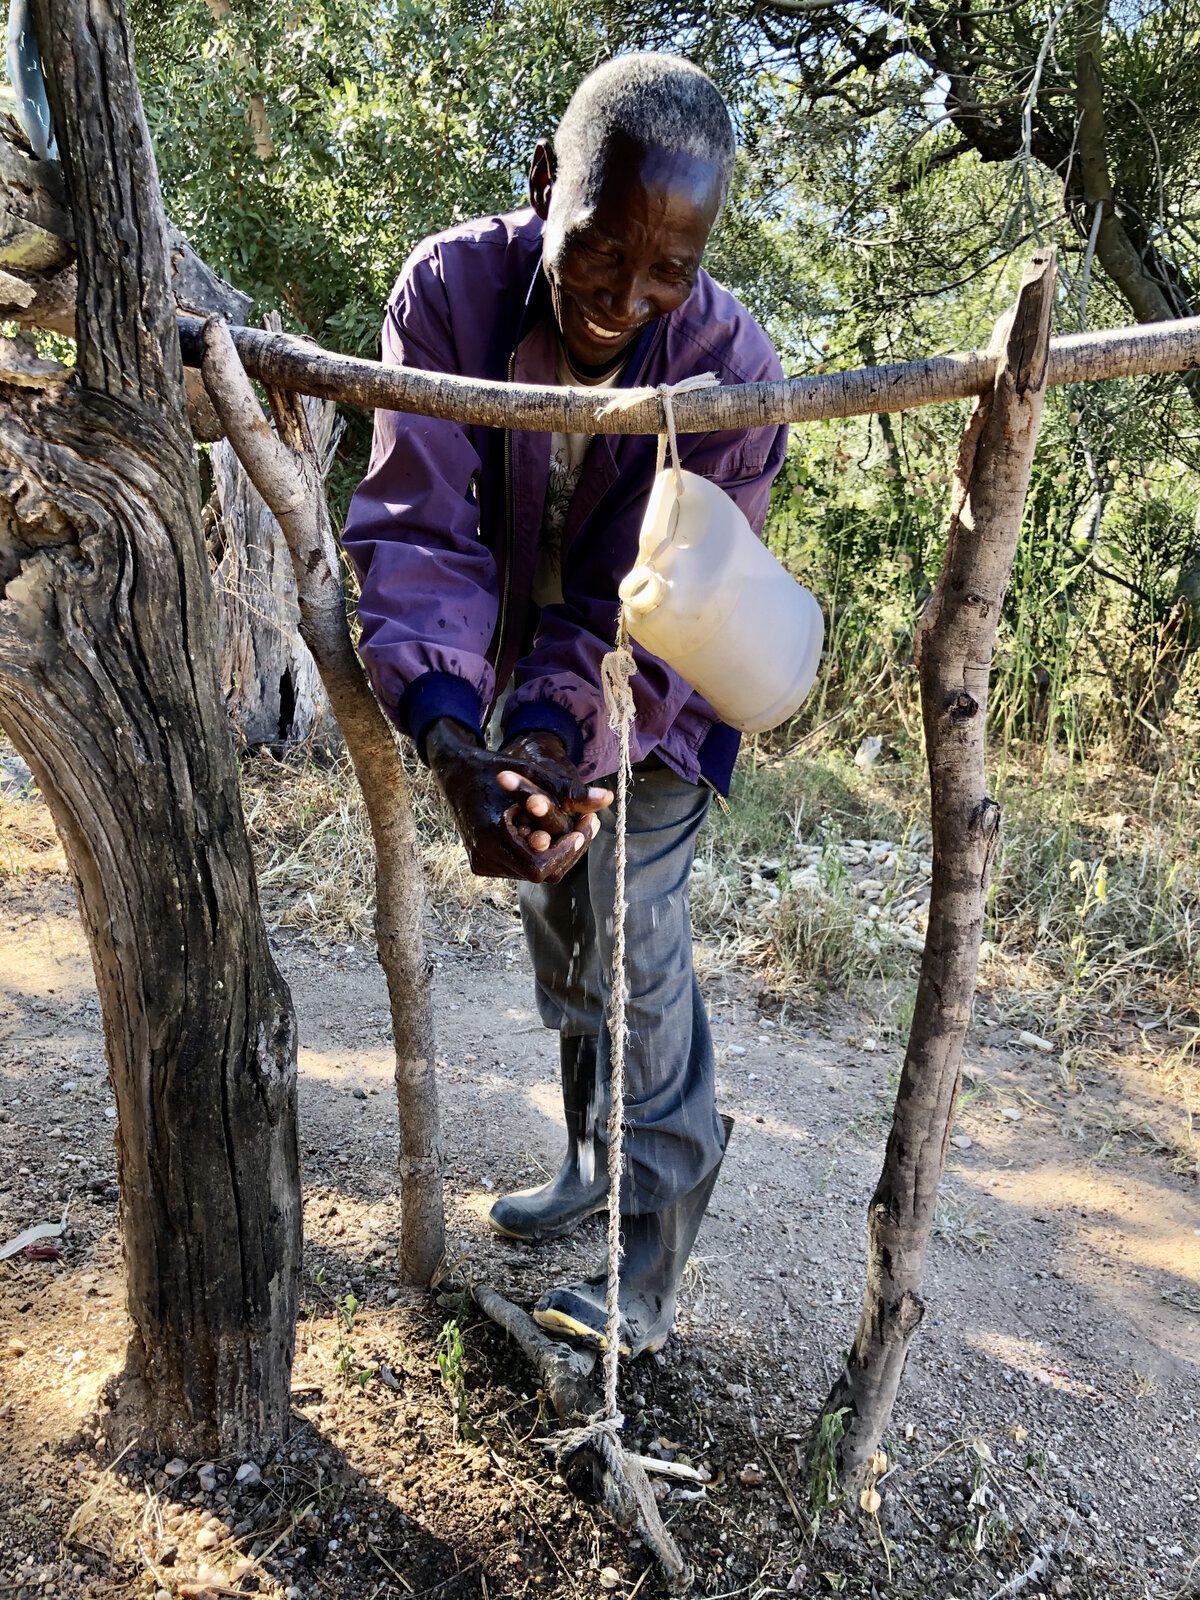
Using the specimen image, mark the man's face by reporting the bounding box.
[531,132,723,370]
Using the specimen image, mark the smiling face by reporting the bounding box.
[530,132,724,371]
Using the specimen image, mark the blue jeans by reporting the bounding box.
[518,756,724,1213]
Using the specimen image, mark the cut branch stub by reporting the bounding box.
[0,108,248,438]
[808,248,1058,1495]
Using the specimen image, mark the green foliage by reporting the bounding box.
[333,1291,360,1377]
[129,0,1200,757]
[806,1405,849,1519]
[131,0,615,350]
[436,1317,476,1439]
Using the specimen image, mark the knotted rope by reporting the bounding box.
[599,371,719,492]
[597,607,637,1419]
[554,377,719,1595]
[594,371,717,1411]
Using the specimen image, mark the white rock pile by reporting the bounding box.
[693,836,933,954]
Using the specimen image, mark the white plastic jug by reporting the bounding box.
[618,467,824,734]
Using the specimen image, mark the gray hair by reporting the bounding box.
[553,54,735,209]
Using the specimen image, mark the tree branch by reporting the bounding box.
[200,316,445,1286]
[1074,0,1192,331]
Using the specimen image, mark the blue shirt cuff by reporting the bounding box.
[397,671,484,763]
[502,699,585,767]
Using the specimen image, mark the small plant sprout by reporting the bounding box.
[437,1318,476,1440]
[806,1405,849,1531]
[333,1292,363,1380]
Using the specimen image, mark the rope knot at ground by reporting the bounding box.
[555,1420,692,1593]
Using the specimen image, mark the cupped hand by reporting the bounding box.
[426,719,611,884]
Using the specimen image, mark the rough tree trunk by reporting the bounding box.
[200,318,445,1286]
[0,104,248,441]
[809,250,1057,1493]
[0,0,300,1453]
[0,88,336,749]
[208,401,338,750]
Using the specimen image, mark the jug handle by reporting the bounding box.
[619,566,668,623]
[638,487,682,570]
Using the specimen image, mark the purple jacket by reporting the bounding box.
[342,208,788,793]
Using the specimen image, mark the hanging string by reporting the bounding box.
[599,372,719,493]
[554,377,713,1595]
[597,606,637,1419]
[593,371,715,1416]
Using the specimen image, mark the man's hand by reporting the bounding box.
[426,719,612,884]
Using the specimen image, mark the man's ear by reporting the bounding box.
[528,139,556,219]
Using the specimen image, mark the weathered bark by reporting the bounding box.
[208,403,337,750]
[0,110,248,440]
[200,318,444,1286]
[0,95,332,744]
[809,251,1057,1493]
[0,0,300,1453]
[175,309,1200,436]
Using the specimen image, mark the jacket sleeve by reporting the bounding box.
[501,415,789,781]
[341,248,498,756]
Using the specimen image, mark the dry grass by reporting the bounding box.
[6,724,1200,1049]
[0,752,66,881]
[703,739,1200,1033]
[237,741,518,946]
[931,1191,999,1254]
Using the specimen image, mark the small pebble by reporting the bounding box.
[950,1134,972,1150]
[163,1458,187,1478]
[195,1528,219,1550]
[235,1461,262,1487]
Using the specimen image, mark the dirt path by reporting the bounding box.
[0,864,1197,1599]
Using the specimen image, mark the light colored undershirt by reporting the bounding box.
[532,342,627,610]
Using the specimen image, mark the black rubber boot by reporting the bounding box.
[532,1115,732,1357]
[488,1035,608,1242]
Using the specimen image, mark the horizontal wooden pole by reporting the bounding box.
[176,311,1200,434]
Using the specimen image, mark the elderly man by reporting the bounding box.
[344,54,787,1357]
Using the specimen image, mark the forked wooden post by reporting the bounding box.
[810,250,1058,1493]
[200,319,445,1287]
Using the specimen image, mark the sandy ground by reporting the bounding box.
[1,857,1198,1599]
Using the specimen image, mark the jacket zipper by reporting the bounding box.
[486,347,518,723]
